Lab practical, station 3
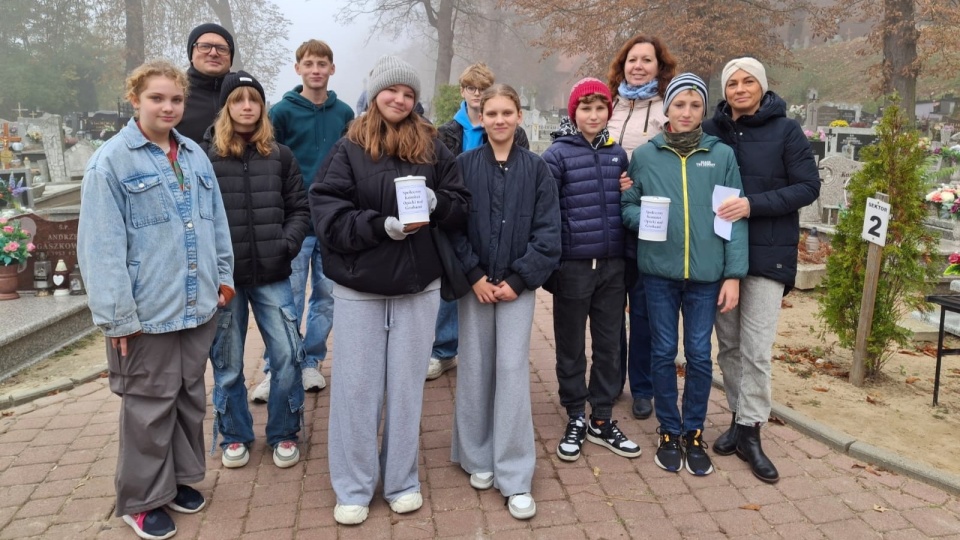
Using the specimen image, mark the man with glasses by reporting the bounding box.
[178,23,235,143]
[430,63,529,381]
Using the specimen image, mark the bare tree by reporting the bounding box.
[125,0,145,72]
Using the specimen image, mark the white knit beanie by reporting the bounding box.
[367,55,421,103]
[721,57,768,94]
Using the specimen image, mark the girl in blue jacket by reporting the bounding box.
[450,84,560,520]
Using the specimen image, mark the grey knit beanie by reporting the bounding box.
[663,73,708,115]
[367,55,421,103]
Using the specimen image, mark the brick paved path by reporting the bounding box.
[3,292,960,538]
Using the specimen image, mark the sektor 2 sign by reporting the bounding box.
[861,197,890,246]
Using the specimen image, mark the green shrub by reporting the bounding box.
[432,84,461,126]
[817,96,939,378]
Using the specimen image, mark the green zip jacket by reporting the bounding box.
[621,132,748,283]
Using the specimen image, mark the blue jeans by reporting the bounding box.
[622,277,653,400]
[264,235,333,372]
[210,280,305,448]
[643,275,721,435]
[432,299,459,360]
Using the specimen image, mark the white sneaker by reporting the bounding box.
[273,440,300,468]
[469,471,494,490]
[508,493,536,520]
[333,504,369,525]
[389,491,423,514]
[250,373,270,403]
[301,366,326,392]
[426,357,457,381]
[221,443,249,469]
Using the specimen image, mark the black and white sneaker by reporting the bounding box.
[556,416,587,462]
[586,417,641,458]
[683,429,714,476]
[166,484,205,514]
[655,428,684,472]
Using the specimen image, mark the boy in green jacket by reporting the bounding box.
[254,39,355,399]
[621,73,747,478]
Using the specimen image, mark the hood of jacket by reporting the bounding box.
[280,86,343,112]
[712,91,786,127]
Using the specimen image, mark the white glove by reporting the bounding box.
[384,217,410,241]
[426,187,437,213]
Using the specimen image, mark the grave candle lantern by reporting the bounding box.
[33,251,51,295]
[52,258,69,297]
[69,263,85,295]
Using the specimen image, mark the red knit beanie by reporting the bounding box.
[568,78,613,126]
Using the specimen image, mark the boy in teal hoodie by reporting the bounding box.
[254,39,354,399]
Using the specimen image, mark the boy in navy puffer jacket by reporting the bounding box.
[541,78,641,463]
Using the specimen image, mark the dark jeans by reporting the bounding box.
[553,258,625,420]
[620,274,653,400]
[643,275,720,435]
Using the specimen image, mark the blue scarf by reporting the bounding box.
[618,80,659,101]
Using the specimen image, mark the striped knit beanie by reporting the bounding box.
[663,73,708,115]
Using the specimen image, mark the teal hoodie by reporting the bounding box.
[621,132,748,283]
[269,87,355,189]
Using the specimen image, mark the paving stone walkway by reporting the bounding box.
[2,292,960,539]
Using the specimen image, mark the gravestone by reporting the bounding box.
[64,140,96,180]
[31,115,68,184]
[830,127,879,161]
[800,155,862,226]
[15,212,79,291]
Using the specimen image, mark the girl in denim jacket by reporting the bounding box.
[78,60,234,540]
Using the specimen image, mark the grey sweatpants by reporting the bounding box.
[106,320,215,516]
[715,275,784,425]
[328,288,439,505]
[451,292,536,497]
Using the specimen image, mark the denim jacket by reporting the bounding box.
[78,118,234,337]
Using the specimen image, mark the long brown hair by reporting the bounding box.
[607,35,677,100]
[212,86,275,158]
[347,97,437,164]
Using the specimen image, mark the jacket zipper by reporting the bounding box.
[243,148,258,282]
[593,150,609,256]
[665,146,707,280]
[618,100,636,146]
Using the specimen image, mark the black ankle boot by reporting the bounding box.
[712,413,738,456]
[736,423,780,484]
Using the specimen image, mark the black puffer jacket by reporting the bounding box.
[702,91,820,290]
[202,130,310,287]
[178,67,229,144]
[438,120,530,155]
[310,137,471,296]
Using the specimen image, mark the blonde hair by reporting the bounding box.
[125,60,189,109]
[459,62,495,89]
[347,100,437,164]
[480,84,521,114]
[212,86,275,158]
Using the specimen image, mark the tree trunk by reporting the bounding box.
[433,0,455,97]
[206,0,242,69]
[882,0,918,124]
[124,0,145,73]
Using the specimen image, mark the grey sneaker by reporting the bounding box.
[301,366,326,392]
[508,493,536,520]
[221,443,249,469]
[250,373,270,403]
[426,357,457,380]
[273,440,300,468]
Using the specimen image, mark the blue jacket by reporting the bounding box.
[269,87,355,191]
[451,144,560,293]
[78,118,234,337]
[703,91,820,290]
[541,132,629,260]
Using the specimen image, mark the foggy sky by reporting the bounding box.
[268,0,422,110]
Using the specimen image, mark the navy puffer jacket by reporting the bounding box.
[541,133,629,260]
[703,92,820,291]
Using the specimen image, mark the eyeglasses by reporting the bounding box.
[194,42,230,55]
[462,86,487,95]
